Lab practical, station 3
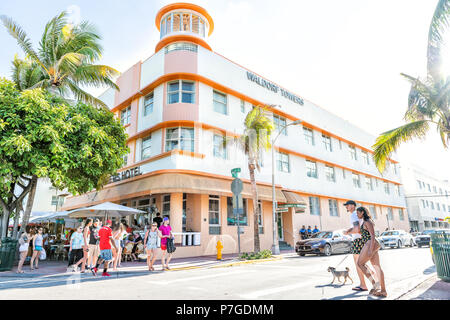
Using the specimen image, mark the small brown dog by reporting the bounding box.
[327,267,353,285]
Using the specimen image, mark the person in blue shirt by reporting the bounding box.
[299,225,307,239]
[307,226,312,238]
[313,225,320,234]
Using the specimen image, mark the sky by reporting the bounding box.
[0,0,449,180]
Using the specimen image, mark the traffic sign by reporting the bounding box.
[276,208,289,213]
[231,168,241,178]
[231,178,243,195]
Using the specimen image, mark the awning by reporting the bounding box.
[281,191,307,205]
[62,172,287,210]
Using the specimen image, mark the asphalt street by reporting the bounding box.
[0,246,436,300]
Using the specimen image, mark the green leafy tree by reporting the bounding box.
[1,11,119,109]
[238,106,274,252]
[373,0,450,173]
[0,78,128,237]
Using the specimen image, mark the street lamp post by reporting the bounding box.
[271,119,302,255]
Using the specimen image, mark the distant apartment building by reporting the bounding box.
[31,179,69,214]
[400,162,450,231]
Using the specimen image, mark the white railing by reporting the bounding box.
[172,232,201,246]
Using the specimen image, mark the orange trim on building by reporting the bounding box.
[110,72,398,164]
[283,187,407,209]
[155,35,212,53]
[155,3,215,36]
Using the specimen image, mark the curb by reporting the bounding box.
[394,274,437,300]
[210,255,283,269]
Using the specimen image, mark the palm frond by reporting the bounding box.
[71,64,120,90]
[65,79,108,109]
[373,120,430,173]
[1,15,48,73]
[427,0,450,82]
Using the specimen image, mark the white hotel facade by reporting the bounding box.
[62,3,409,257]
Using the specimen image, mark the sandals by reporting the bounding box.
[352,286,368,291]
[16,270,24,274]
[372,290,388,298]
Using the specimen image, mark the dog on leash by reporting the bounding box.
[327,267,353,285]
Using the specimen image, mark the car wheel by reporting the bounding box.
[397,240,402,249]
[299,253,305,256]
[323,244,332,256]
[418,245,422,248]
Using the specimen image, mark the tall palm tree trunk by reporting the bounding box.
[248,162,261,252]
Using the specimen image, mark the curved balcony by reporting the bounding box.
[159,11,209,40]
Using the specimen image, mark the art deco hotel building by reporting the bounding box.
[62,3,409,257]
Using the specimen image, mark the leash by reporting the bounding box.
[335,255,349,268]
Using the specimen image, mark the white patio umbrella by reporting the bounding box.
[67,202,145,219]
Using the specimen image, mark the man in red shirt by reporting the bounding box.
[91,220,117,277]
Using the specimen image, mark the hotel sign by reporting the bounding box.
[246,72,304,106]
[109,166,142,183]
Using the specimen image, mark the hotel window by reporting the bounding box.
[165,42,198,54]
[309,197,321,216]
[395,185,401,196]
[362,151,369,165]
[339,140,342,149]
[329,199,339,217]
[417,180,422,189]
[142,93,153,116]
[394,164,398,175]
[141,135,152,160]
[257,201,264,234]
[240,100,245,113]
[443,204,446,212]
[182,13,190,32]
[165,127,195,152]
[352,173,361,188]
[399,209,404,221]
[431,201,435,210]
[421,199,426,208]
[427,184,431,192]
[342,169,346,179]
[383,182,390,194]
[227,197,248,226]
[426,200,429,207]
[213,90,228,115]
[387,207,393,220]
[375,179,379,187]
[369,205,377,219]
[277,152,290,173]
[322,134,332,152]
[433,186,437,193]
[123,144,129,166]
[120,106,131,126]
[437,203,441,211]
[167,80,195,104]
[365,176,373,191]
[439,188,443,194]
[349,145,357,160]
[213,134,227,159]
[306,160,318,178]
[303,127,314,145]
[192,15,200,33]
[162,195,170,217]
[273,115,287,135]
[172,13,181,32]
[209,195,221,234]
[325,165,335,182]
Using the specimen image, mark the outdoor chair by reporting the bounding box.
[54,245,68,261]
[122,243,134,262]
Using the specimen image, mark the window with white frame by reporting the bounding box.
[349,145,357,160]
[421,199,426,208]
[431,201,435,210]
[309,197,320,215]
[437,203,441,211]
[162,194,170,217]
[325,165,335,182]
[384,182,390,194]
[329,199,338,217]
[164,42,198,54]
[306,160,318,178]
[303,127,314,145]
[365,176,373,191]
[167,80,195,104]
[209,195,221,234]
[395,185,401,196]
[144,93,154,116]
[352,173,361,188]
[141,135,152,160]
[123,144,129,166]
[120,106,131,125]
[342,169,346,179]
[213,90,227,115]
[277,152,290,173]
[322,134,332,152]
[240,99,245,113]
[387,207,393,220]
[273,115,287,135]
[257,200,264,233]
[362,151,369,165]
[369,205,377,219]
[213,134,227,159]
[165,127,195,152]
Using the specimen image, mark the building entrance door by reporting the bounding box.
[277,212,284,241]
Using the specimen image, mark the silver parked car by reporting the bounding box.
[378,230,415,248]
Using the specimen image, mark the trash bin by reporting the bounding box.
[0,238,18,272]
[431,233,450,282]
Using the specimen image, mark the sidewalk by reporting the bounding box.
[397,275,450,300]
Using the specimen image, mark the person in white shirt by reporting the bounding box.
[343,200,377,292]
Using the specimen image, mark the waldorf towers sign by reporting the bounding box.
[246,71,304,106]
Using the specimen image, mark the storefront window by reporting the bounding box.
[227,197,248,226]
[162,194,171,218]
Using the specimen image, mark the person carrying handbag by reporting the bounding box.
[159,217,174,270]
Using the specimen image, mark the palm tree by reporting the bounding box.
[238,106,274,252]
[1,11,119,108]
[373,0,450,173]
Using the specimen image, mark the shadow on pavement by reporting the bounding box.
[410,280,450,300]
[315,283,352,289]
[423,265,436,275]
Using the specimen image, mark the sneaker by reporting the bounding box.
[91,267,98,276]
[102,272,111,277]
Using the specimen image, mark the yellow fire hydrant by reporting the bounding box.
[216,240,223,260]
